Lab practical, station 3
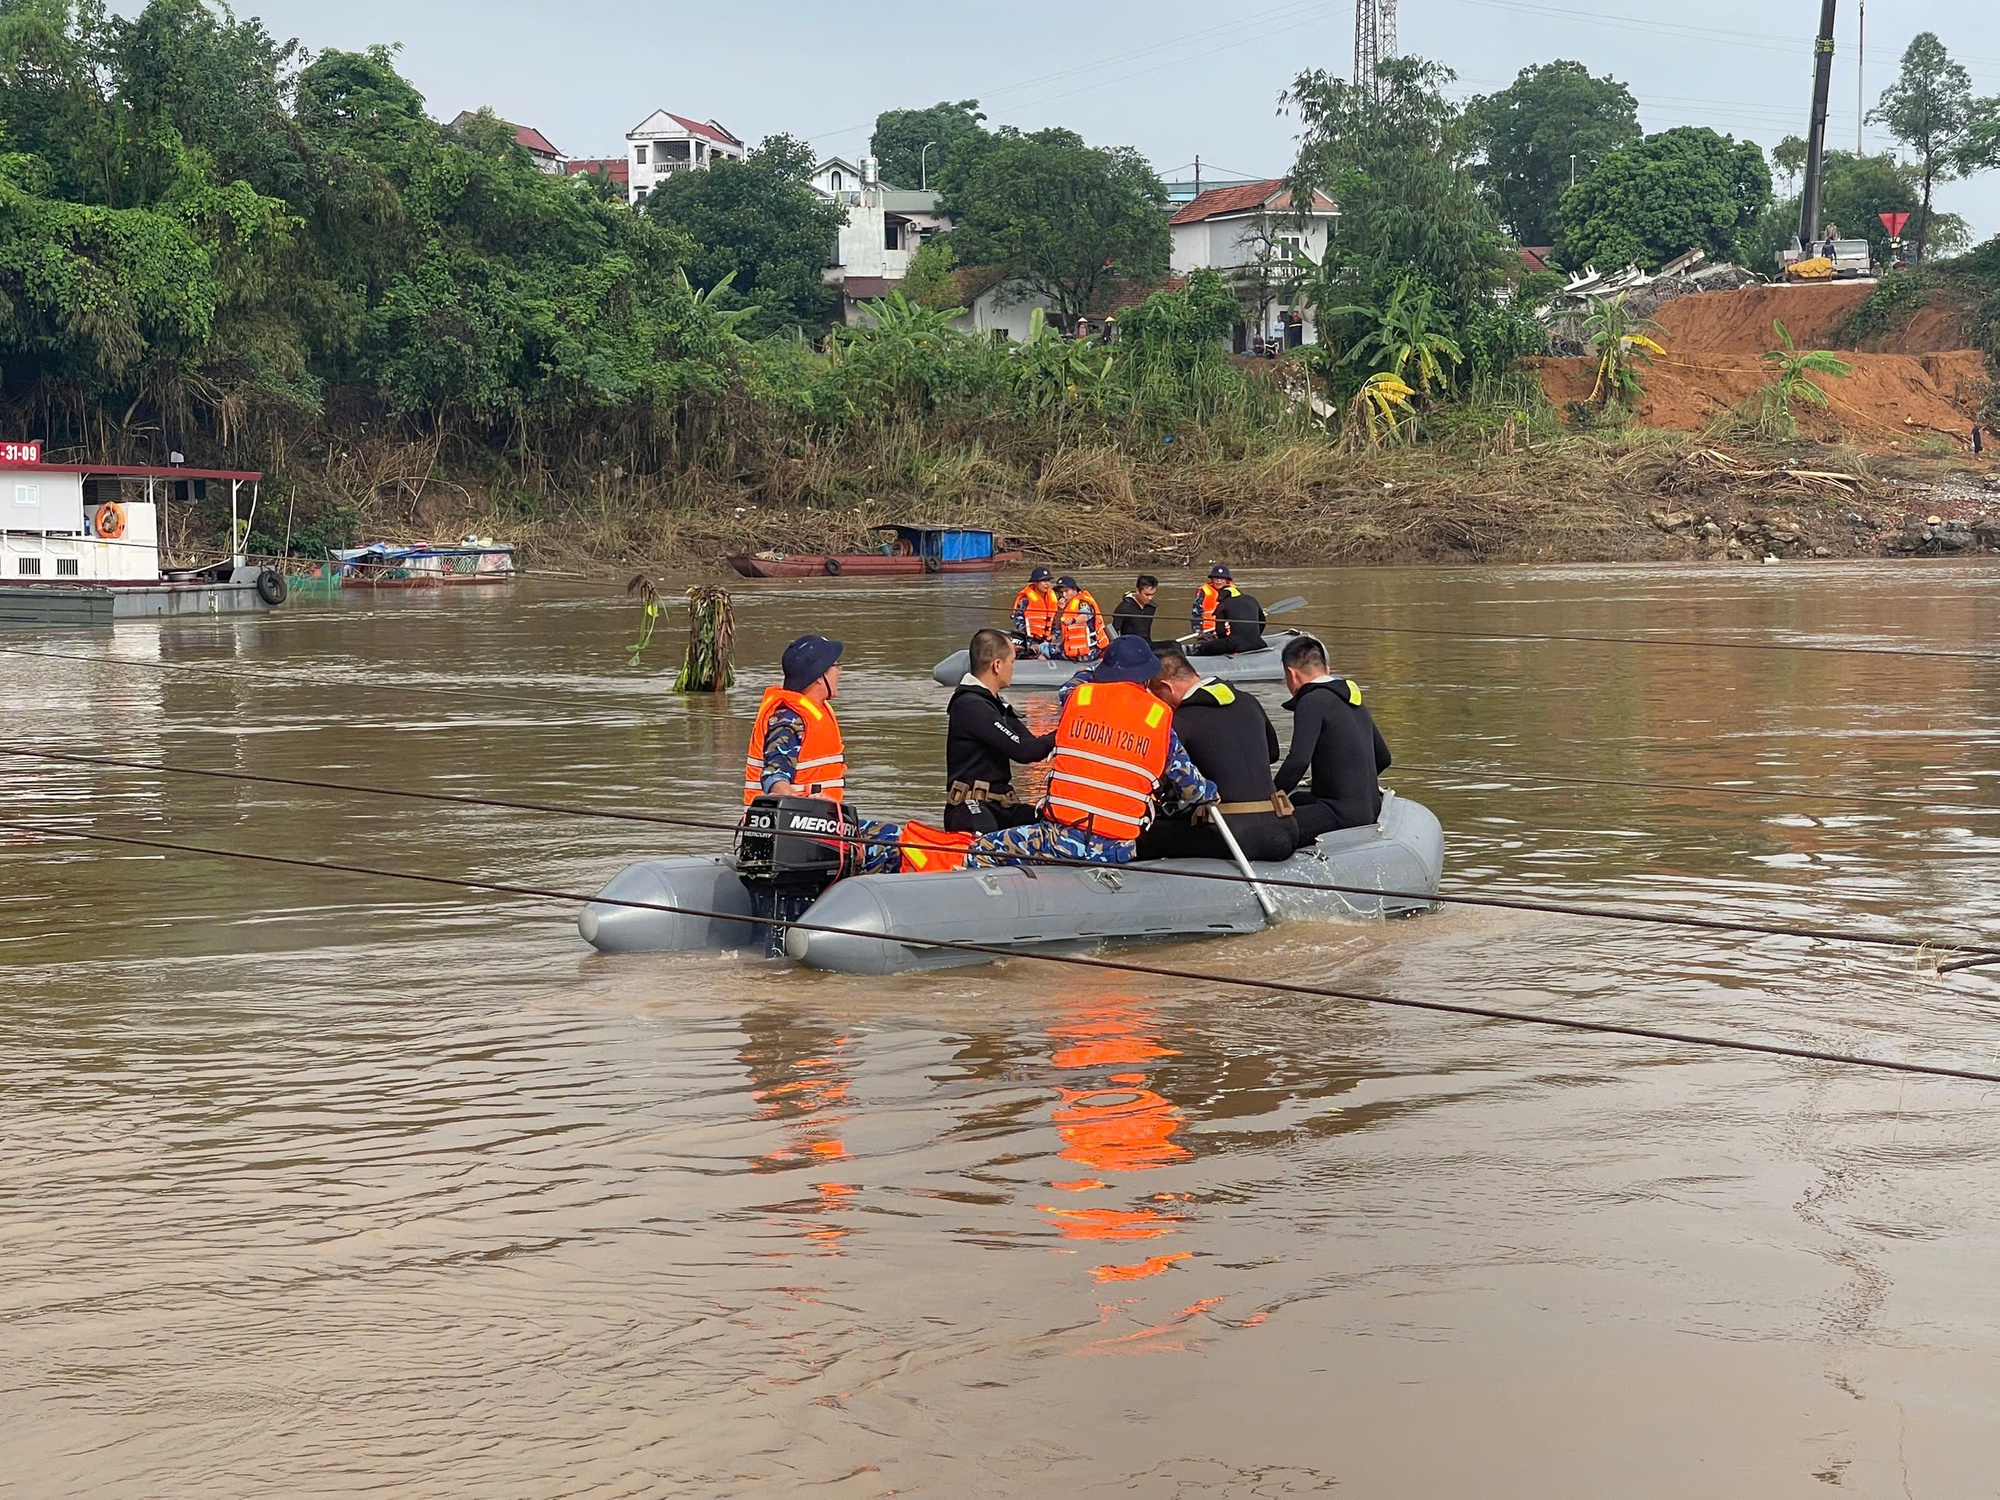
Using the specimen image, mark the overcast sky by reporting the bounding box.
[216,0,2000,243]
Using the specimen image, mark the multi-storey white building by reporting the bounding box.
[1170,179,1340,351]
[624,111,746,204]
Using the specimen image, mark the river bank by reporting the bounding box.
[339,430,2000,576]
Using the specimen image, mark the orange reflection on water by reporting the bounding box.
[743,1021,856,1255]
[1041,1000,1194,1282]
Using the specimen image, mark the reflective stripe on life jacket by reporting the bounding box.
[1045,680,1172,842]
[1055,592,1110,659]
[1013,584,1058,641]
[899,820,976,873]
[743,686,847,804]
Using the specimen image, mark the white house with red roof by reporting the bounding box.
[1170,179,1340,352]
[624,111,746,204]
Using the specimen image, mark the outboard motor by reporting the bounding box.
[735,796,860,956]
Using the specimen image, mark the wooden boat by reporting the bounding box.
[727,525,1021,579]
[333,539,515,588]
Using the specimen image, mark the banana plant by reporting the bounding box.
[1754,318,1852,439]
[1341,371,1417,449]
[1582,294,1666,410]
[1322,278,1465,397]
[1011,307,1115,414]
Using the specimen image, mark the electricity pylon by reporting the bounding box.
[1355,0,1398,102]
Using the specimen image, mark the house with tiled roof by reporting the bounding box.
[1170,178,1340,352]
[564,157,630,193]
[448,111,565,173]
[623,110,746,204]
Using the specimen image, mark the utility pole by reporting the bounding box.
[919,141,936,190]
[1194,154,1202,196]
[1857,0,1865,155]
[1800,0,1838,250]
[1354,0,1398,104]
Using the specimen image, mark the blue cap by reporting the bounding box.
[781,633,843,691]
[1208,564,1232,581]
[1056,575,1080,591]
[1028,565,1054,583]
[1091,633,1160,685]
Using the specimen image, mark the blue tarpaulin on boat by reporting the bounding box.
[878,526,996,562]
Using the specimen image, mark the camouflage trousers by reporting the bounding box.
[967,819,1136,868]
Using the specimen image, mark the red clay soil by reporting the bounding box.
[1533,281,1991,451]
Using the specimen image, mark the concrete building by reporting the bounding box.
[813,157,951,324]
[624,111,745,204]
[564,157,631,194]
[1170,179,1340,351]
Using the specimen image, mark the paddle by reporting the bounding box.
[1176,594,1307,647]
[1209,807,1280,924]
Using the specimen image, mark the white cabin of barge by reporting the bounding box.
[1,453,279,615]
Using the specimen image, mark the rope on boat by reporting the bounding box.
[4,741,1994,969]
[5,814,1999,1089]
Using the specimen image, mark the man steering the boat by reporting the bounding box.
[967,635,1217,869]
[744,634,902,872]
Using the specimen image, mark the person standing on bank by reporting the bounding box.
[968,635,1217,868]
[1113,575,1159,641]
[1191,578,1268,656]
[943,628,1057,834]
[1045,576,1110,661]
[1273,634,1392,842]
[1012,566,1059,650]
[744,634,902,872]
[1190,565,1232,636]
[1136,645,1298,863]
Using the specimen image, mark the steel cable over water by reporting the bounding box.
[5,815,1999,1089]
[5,742,1994,969]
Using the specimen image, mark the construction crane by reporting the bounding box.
[1355,0,1398,104]
[1799,0,1838,248]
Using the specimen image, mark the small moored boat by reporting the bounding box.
[333,539,516,588]
[727,525,1021,579]
[579,792,1443,975]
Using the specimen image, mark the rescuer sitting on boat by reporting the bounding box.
[1137,644,1299,863]
[968,634,1217,869]
[1274,634,1392,841]
[1191,579,1268,656]
[1045,576,1111,661]
[943,628,1057,834]
[744,634,901,872]
[1012,566,1060,652]
[1190,564,1232,635]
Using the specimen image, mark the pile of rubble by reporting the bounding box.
[1541,249,1766,356]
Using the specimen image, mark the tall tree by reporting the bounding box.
[1467,60,1640,246]
[1285,57,1512,320]
[942,128,1168,331]
[645,133,844,337]
[1553,126,1771,272]
[1869,31,1973,262]
[869,100,987,191]
[1770,135,1809,195]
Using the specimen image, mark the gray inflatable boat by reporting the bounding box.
[930,630,1302,689]
[579,791,1444,975]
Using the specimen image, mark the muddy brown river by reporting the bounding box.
[6,562,2000,1496]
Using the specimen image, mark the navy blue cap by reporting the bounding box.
[781,633,843,691]
[1090,633,1160,685]
[1208,564,1232,580]
[1056,575,1081,591]
[1027,565,1055,583]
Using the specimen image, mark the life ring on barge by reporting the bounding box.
[93,502,127,540]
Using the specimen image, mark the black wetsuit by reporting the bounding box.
[1136,679,1297,863]
[1112,593,1157,641]
[1276,676,1391,841]
[1191,589,1267,655]
[944,678,1056,833]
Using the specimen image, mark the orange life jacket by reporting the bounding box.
[1055,592,1110,660]
[1045,680,1172,842]
[743,686,847,804]
[1193,582,1224,634]
[898,820,976,873]
[1013,583,1058,641]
